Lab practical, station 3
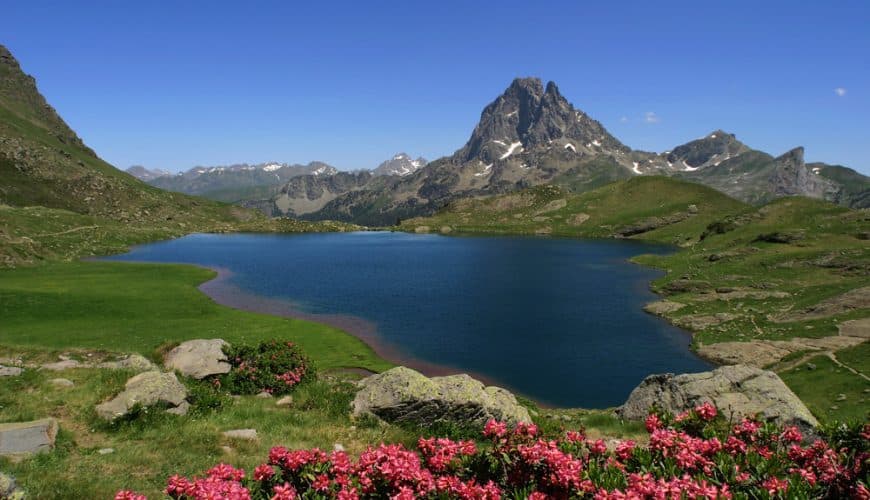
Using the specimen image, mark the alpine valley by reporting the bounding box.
[1,39,869,500]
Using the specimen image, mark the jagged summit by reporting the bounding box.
[454,77,627,164]
[372,153,427,177]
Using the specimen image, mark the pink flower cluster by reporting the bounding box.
[117,403,869,499]
[275,366,306,387]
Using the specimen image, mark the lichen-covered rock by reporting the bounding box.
[163,339,231,379]
[95,371,188,421]
[99,353,157,372]
[0,471,26,499]
[0,418,58,459]
[616,365,818,431]
[351,366,530,427]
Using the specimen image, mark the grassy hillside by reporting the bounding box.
[400,176,749,244]
[403,180,870,423]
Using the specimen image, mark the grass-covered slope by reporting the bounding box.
[400,176,749,244]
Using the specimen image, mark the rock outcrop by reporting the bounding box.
[0,418,58,459]
[95,371,188,421]
[163,339,231,379]
[616,365,818,431]
[698,336,867,368]
[351,367,530,427]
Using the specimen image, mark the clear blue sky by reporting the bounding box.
[4,0,869,174]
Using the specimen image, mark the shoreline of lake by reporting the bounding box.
[197,264,536,402]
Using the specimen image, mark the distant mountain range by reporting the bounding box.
[128,154,427,203]
[237,77,868,225]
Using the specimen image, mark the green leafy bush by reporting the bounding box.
[219,340,314,396]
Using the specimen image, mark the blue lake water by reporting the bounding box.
[105,231,711,407]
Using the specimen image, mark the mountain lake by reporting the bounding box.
[104,231,712,408]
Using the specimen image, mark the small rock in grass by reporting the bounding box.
[40,360,81,371]
[806,363,816,371]
[0,366,23,377]
[166,401,191,416]
[333,443,345,452]
[97,448,114,455]
[221,446,233,454]
[48,378,74,388]
[276,396,293,407]
[255,391,273,399]
[835,394,847,402]
[223,429,257,441]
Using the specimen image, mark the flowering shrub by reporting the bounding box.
[117,403,869,499]
[219,340,314,396]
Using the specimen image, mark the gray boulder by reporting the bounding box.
[0,418,58,459]
[95,371,188,421]
[352,366,531,427]
[616,365,818,431]
[163,339,231,379]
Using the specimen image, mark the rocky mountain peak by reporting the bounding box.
[372,152,427,177]
[776,146,805,165]
[666,130,750,169]
[455,77,626,164]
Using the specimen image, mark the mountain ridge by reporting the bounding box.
[250,77,868,225]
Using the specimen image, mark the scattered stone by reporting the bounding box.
[414,226,430,234]
[830,405,839,411]
[48,378,74,388]
[276,396,294,407]
[222,429,258,441]
[439,226,452,234]
[0,366,23,377]
[95,371,188,421]
[836,394,847,402]
[568,213,590,226]
[807,363,817,371]
[97,448,115,455]
[837,317,870,338]
[41,359,81,371]
[643,300,686,315]
[255,391,273,399]
[697,335,866,368]
[165,401,191,416]
[163,339,231,379]
[532,216,549,222]
[561,415,572,422]
[673,313,739,331]
[351,366,531,428]
[534,226,552,235]
[772,286,870,323]
[99,354,157,372]
[534,198,567,215]
[0,471,25,499]
[687,204,699,214]
[616,365,818,432]
[0,418,58,458]
[221,446,234,454]
[333,443,345,452]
